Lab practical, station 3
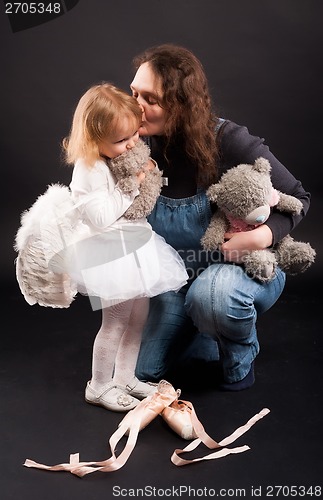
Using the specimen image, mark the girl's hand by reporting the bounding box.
[221,225,273,263]
[136,170,146,186]
[143,158,157,172]
[136,159,156,186]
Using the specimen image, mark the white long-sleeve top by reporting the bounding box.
[69,158,143,233]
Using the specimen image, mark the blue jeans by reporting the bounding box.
[185,263,285,382]
[135,191,286,383]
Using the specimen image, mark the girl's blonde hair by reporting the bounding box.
[63,83,142,165]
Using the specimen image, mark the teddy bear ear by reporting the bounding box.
[253,157,271,174]
[206,183,221,201]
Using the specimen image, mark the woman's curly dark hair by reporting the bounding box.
[133,44,219,187]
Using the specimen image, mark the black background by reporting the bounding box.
[1,0,322,289]
[1,1,322,499]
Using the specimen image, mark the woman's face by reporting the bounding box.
[130,62,166,136]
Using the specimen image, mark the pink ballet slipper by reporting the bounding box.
[24,380,180,476]
[23,381,270,475]
[161,399,198,440]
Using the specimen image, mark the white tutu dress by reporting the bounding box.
[63,222,187,309]
[63,157,188,309]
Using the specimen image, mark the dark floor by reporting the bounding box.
[1,276,322,500]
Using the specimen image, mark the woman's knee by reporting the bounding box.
[185,265,220,334]
[185,264,256,336]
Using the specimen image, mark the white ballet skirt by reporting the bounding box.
[42,157,189,309]
[62,220,188,309]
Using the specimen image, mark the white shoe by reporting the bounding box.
[85,381,140,412]
[123,377,158,400]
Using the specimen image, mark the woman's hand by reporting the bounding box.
[221,225,273,263]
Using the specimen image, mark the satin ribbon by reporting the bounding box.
[23,388,270,475]
[170,406,270,466]
[24,381,179,477]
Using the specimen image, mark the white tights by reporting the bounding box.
[90,297,149,392]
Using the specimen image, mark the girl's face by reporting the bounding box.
[99,116,139,159]
[130,62,166,136]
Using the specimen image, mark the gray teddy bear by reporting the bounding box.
[108,139,162,220]
[201,157,316,282]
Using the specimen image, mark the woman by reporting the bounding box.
[130,44,310,391]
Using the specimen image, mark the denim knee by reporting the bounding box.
[186,262,286,330]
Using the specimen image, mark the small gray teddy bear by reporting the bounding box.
[108,139,163,220]
[201,157,316,282]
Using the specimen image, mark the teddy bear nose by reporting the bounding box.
[245,205,270,225]
[256,215,266,223]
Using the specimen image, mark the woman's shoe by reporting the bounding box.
[85,381,140,412]
[219,362,255,391]
[123,377,158,399]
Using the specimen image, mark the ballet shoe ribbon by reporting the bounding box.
[24,417,142,477]
[23,384,270,474]
[23,380,179,477]
[171,407,270,466]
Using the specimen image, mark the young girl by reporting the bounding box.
[59,83,188,411]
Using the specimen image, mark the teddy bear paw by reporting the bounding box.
[243,250,277,282]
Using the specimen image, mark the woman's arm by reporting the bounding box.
[221,225,273,262]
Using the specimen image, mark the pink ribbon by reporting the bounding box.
[23,390,270,475]
[171,407,270,466]
[24,381,179,477]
